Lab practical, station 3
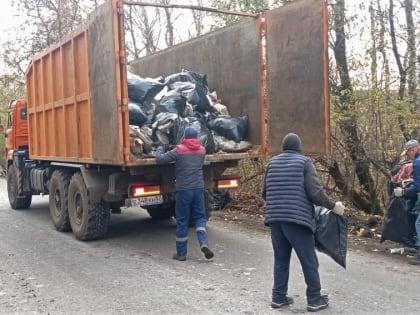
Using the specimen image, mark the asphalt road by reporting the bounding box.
[0,178,419,314]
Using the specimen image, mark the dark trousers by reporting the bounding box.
[270,222,321,304]
[175,189,209,256]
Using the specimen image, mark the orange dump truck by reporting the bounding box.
[1,0,330,240]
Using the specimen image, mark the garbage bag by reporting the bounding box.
[168,81,200,105]
[381,197,412,244]
[127,72,164,104]
[156,90,187,116]
[137,98,157,125]
[314,207,348,269]
[173,118,216,153]
[206,189,231,210]
[213,135,252,152]
[128,101,148,126]
[152,112,179,145]
[189,119,216,154]
[207,116,249,142]
[164,70,208,88]
[164,71,212,113]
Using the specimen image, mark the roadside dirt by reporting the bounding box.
[211,191,419,264]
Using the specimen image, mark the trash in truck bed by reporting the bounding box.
[127,69,252,160]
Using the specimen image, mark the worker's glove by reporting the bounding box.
[393,187,404,197]
[332,201,345,216]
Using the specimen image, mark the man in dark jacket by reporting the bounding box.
[156,126,214,261]
[262,133,345,312]
[394,139,420,264]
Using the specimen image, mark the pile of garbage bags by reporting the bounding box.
[127,70,252,158]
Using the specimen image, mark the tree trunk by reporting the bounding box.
[404,0,417,110]
[332,0,381,214]
[389,0,410,139]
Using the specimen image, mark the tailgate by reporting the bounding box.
[265,0,329,154]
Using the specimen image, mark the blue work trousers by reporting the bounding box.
[269,222,321,304]
[175,189,208,256]
[416,214,420,248]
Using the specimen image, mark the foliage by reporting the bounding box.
[209,0,281,27]
[2,0,102,80]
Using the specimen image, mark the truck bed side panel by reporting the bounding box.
[88,0,122,164]
[26,0,123,165]
[129,18,263,147]
[27,33,96,162]
[265,0,329,154]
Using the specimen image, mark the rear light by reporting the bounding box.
[131,185,161,197]
[217,178,240,189]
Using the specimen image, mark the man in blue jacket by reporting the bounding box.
[394,139,420,265]
[262,133,345,312]
[156,126,214,261]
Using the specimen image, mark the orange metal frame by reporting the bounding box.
[26,28,94,162]
[322,0,331,152]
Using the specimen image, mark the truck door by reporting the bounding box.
[6,100,29,158]
[265,0,329,154]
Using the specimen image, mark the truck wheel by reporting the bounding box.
[146,202,175,220]
[49,170,72,232]
[68,173,110,241]
[7,164,32,209]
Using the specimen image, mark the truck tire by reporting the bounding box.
[68,173,110,241]
[146,202,175,220]
[49,170,72,232]
[7,164,32,209]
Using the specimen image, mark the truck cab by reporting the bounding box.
[3,100,29,169]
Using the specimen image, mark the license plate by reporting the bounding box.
[131,195,163,207]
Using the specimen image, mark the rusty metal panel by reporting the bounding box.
[88,0,122,164]
[26,31,94,162]
[25,0,123,164]
[129,17,263,146]
[265,0,329,154]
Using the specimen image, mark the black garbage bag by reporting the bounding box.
[206,189,231,210]
[155,90,187,116]
[189,119,216,154]
[164,70,208,88]
[314,207,348,269]
[193,84,213,113]
[128,101,148,126]
[127,72,164,104]
[165,71,212,113]
[381,196,412,244]
[152,112,179,144]
[168,81,200,104]
[172,117,216,153]
[207,116,249,142]
[140,100,156,126]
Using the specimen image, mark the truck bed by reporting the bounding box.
[25,0,329,166]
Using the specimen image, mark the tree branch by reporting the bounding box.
[123,1,259,18]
